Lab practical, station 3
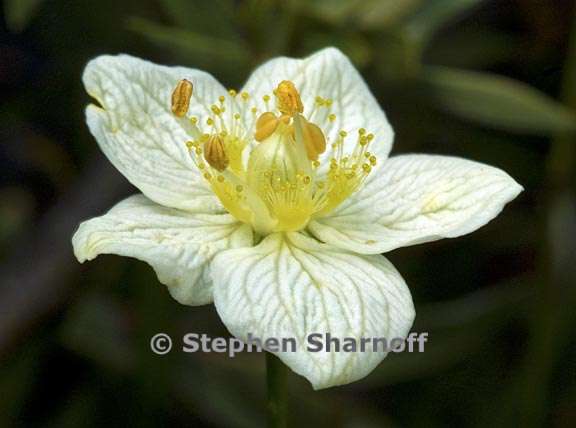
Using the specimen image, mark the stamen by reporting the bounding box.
[254,112,279,142]
[171,79,193,117]
[275,80,303,116]
[300,117,326,161]
[204,135,229,171]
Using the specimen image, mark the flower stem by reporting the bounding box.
[266,353,288,428]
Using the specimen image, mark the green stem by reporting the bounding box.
[266,353,288,428]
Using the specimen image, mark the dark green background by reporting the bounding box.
[1,0,575,426]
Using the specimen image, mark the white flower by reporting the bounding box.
[72,48,522,389]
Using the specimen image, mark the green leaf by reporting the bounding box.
[3,0,45,32]
[423,66,576,135]
[356,0,424,30]
[157,0,237,38]
[405,0,485,40]
[301,0,364,25]
[127,17,250,68]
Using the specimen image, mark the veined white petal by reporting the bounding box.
[241,47,394,167]
[72,195,253,305]
[212,232,415,389]
[309,154,523,254]
[83,54,227,213]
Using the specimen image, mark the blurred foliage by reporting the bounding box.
[1,0,576,427]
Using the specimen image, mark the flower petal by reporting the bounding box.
[309,154,523,254]
[212,232,415,389]
[84,54,227,213]
[72,194,253,305]
[241,47,394,164]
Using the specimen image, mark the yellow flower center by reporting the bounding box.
[171,79,377,235]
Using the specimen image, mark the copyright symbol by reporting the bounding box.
[150,333,172,355]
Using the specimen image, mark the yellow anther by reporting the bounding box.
[369,155,377,166]
[325,99,333,107]
[328,113,336,122]
[339,130,347,138]
[358,128,366,135]
[219,95,225,103]
[217,175,225,183]
[367,133,374,141]
[203,135,229,171]
[203,172,212,180]
[263,94,271,102]
[241,91,250,101]
[235,185,244,192]
[185,141,194,149]
[211,105,221,115]
[254,112,279,142]
[275,80,303,116]
[234,113,240,120]
[301,117,327,161]
[362,164,372,173]
[171,79,193,117]
[312,160,320,168]
[251,107,257,114]
[206,118,214,126]
[303,175,311,185]
[190,117,198,125]
[228,89,237,97]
